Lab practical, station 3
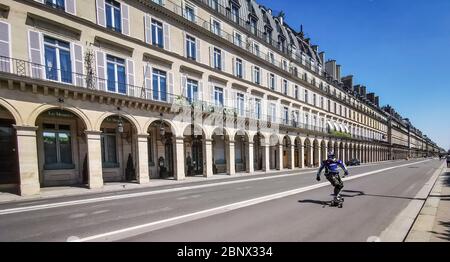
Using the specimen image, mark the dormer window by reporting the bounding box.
[265,27,272,44]
[249,17,257,34]
[230,2,239,23]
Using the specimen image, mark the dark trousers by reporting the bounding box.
[325,172,344,197]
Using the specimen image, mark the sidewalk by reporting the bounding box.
[406,162,450,242]
[0,167,319,204]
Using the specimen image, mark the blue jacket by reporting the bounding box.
[317,159,348,177]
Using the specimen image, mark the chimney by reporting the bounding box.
[325,60,336,80]
[336,65,341,83]
[361,85,367,96]
[374,96,379,107]
[367,93,375,103]
[341,75,353,90]
[353,84,361,95]
[319,52,325,63]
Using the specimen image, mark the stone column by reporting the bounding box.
[246,141,254,173]
[15,126,40,196]
[299,141,305,169]
[173,137,185,180]
[263,142,270,172]
[277,143,283,170]
[85,131,104,189]
[317,144,322,166]
[204,139,213,177]
[137,134,150,184]
[226,138,235,176]
[289,144,295,169]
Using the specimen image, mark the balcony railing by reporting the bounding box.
[0,56,179,103]
[0,56,377,140]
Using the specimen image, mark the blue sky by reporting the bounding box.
[258,0,450,150]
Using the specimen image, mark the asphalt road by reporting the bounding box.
[0,159,442,242]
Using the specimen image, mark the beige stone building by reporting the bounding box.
[0,0,440,196]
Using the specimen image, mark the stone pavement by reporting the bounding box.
[406,162,450,242]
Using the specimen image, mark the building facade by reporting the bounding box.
[0,0,440,195]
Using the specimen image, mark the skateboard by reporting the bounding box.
[329,197,344,208]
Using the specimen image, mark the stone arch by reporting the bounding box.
[0,98,23,126]
[29,104,92,130]
[144,118,177,136]
[94,111,140,133]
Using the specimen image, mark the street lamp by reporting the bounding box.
[117,116,124,133]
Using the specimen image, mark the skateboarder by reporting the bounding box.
[316,152,349,207]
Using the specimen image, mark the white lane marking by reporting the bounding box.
[0,160,416,215]
[72,159,432,242]
[92,210,109,215]
[69,213,87,219]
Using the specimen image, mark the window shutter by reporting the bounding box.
[163,23,171,51]
[182,32,187,58]
[273,75,277,91]
[196,38,201,63]
[209,46,213,67]
[96,0,106,27]
[72,43,83,87]
[168,72,174,102]
[144,14,152,44]
[126,59,135,96]
[242,60,246,80]
[209,83,215,104]
[251,65,254,82]
[121,3,130,36]
[28,30,43,79]
[198,81,203,101]
[65,0,76,15]
[144,64,152,100]
[96,50,106,91]
[221,50,226,71]
[181,74,187,97]
[0,22,11,73]
[232,57,235,76]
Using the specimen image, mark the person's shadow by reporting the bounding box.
[298,190,365,207]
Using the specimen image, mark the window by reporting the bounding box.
[313,94,317,106]
[250,18,257,34]
[283,107,289,124]
[254,66,260,84]
[235,58,243,78]
[151,19,164,48]
[294,86,299,99]
[45,0,65,10]
[265,29,272,43]
[270,103,276,122]
[214,48,222,70]
[334,102,337,114]
[253,43,260,57]
[214,86,224,106]
[283,80,288,95]
[152,69,167,101]
[184,3,196,22]
[327,99,331,112]
[304,90,309,103]
[105,0,121,32]
[147,133,154,165]
[293,110,299,126]
[282,60,288,71]
[210,0,218,10]
[320,97,324,109]
[255,98,261,119]
[269,73,275,90]
[152,0,163,5]
[230,2,239,23]
[212,19,221,36]
[44,36,72,84]
[101,128,118,166]
[268,52,275,64]
[106,55,126,94]
[43,123,73,170]
[234,32,242,47]
[186,35,196,60]
[236,93,245,116]
[186,79,198,103]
